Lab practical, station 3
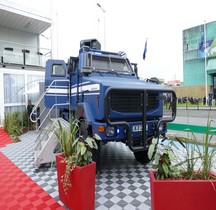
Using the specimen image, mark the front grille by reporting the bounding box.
[110,90,159,113]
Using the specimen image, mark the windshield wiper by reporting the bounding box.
[105,69,120,76]
[92,68,104,76]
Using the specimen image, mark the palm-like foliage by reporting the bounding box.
[54,118,101,194]
[148,116,216,180]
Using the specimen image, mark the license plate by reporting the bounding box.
[133,125,142,132]
[133,125,148,132]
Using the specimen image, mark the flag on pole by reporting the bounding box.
[199,25,204,50]
[143,40,147,60]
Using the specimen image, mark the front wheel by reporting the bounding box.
[92,140,101,169]
[134,150,150,163]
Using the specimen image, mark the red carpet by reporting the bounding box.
[0,129,64,209]
[0,152,64,210]
[0,128,13,148]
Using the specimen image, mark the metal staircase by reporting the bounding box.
[34,117,69,168]
[29,79,70,168]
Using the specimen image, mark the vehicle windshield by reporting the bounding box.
[84,53,133,74]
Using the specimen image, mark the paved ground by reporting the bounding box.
[167,108,216,142]
[174,108,215,126]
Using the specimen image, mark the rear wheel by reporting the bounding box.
[134,150,150,163]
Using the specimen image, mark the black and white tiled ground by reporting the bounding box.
[1,130,216,209]
[95,143,151,210]
[0,131,152,209]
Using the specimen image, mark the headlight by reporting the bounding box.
[106,126,115,137]
[159,123,164,131]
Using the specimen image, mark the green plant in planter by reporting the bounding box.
[148,137,184,179]
[148,117,216,180]
[192,118,216,179]
[176,134,201,179]
[4,111,23,141]
[54,119,101,193]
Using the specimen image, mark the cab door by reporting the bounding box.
[44,59,70,109]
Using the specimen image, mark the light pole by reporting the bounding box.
[204,21,208,106]
[96,3,106,50]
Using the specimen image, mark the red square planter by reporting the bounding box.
[150,170,216,210]
[56,153,96,210]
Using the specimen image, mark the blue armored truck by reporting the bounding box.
[32,39,176,167]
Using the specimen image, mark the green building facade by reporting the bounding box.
[182,21,216,99]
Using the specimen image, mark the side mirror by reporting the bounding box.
[131,63,138,76]
[68,57,78,74]
[134,64,138,75]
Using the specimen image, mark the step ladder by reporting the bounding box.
[34,117,69,168]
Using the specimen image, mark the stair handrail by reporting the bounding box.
[36,102,70,131]
[34,117,70,153]
[29,79,70,124]
[34,117,59,151]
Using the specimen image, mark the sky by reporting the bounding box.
[13,0,216,82]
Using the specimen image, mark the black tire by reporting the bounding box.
[78,118,101,170]
[78,117,88,138]
[134,150,150,164]
[92,140,101,171]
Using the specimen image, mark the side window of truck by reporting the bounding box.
[52,64,65,76]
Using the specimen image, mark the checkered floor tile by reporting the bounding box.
[2,130,216,210]
[95,143,151,210]
[0,131,152,209]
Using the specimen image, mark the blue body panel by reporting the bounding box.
[45,59,69,109]
[77,74,163,121]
